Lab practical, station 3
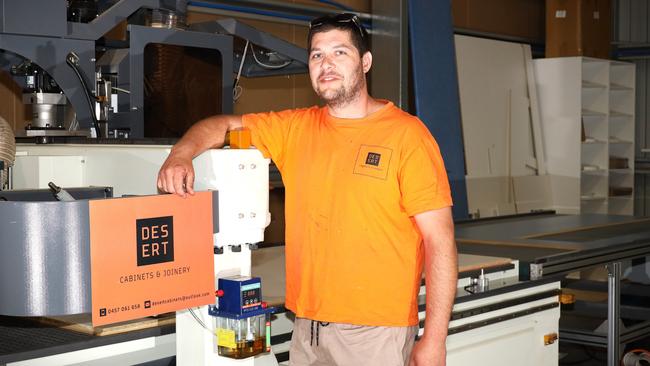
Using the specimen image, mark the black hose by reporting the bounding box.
[65,52,102,138]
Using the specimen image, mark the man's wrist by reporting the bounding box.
[170,144,195,159]
[418,333,447,347]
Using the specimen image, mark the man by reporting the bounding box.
[158,13,457,366]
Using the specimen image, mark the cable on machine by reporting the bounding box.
[250,44,292,69]
[233,41,249,102]
[189,307,216,334]
[65,51,102,138]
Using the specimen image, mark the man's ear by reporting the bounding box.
[362,51,372,73]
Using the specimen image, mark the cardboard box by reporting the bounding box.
[546,0,610,58]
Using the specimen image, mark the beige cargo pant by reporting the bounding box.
[289,317,419,366]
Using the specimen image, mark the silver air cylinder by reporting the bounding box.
[23,92,68,129]
[151,0,187,29]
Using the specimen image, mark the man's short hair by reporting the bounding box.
[308,13,370,56]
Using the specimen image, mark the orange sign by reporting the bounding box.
[89,192,215,326]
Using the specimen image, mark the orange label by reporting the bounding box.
[89,192,215,326]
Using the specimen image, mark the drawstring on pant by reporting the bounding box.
[309,320,330,346]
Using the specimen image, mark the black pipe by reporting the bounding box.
[65,52,102,138]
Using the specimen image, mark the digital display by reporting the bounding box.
[241,288,261,308]
[242,288,260,305]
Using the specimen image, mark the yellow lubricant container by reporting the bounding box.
[216,314,268,359]
[211,276,274,359]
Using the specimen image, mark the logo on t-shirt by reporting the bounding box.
[365,152,381,166]
[354,145,392,180]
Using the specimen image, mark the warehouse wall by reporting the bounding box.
[615,0,650,163]
[615,0,650,43]
[452,0,545,43]
[614,0,650,215]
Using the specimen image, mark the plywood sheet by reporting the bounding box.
[455,35,536,178]
[465,176,517,217]
[36,313,175,336]
[458,253,513,273]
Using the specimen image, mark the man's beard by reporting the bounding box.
[316,63,365,108]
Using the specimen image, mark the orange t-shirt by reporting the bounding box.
[242,101,452,326]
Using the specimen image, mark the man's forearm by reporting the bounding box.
[158,114,243,195]
[421,232,457,343]
[171,114,240,159]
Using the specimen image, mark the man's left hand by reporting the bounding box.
[408,337,446,366]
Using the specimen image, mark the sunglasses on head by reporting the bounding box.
[309,13,366,40]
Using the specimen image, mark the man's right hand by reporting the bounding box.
[157,152,195,198]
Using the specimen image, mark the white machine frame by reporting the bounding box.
[12,144,278,366]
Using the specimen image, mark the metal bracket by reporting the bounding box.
[530,263,543,280]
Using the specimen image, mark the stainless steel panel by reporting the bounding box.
[0,201,91,316]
